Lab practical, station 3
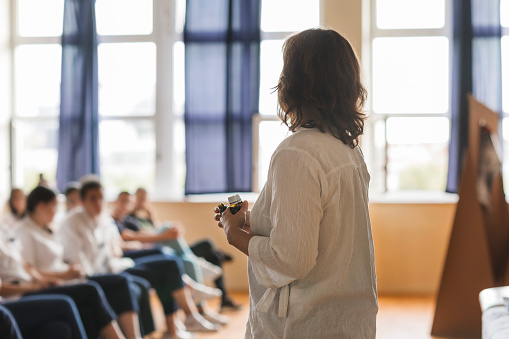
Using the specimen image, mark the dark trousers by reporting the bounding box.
[191,239,229,302]
[123,273,156,335]
[124,249,185,315]
[2,295,87,339]
[23,282,115,339]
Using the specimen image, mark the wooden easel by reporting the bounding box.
[431,96,509,338]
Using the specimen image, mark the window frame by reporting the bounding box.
[9,0,185,199]
[363,0,454,194]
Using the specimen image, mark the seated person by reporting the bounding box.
[1,283,87,339]
[3,189,26,230]
[122,188,241,310]
[0,225,125,339]
[64,182,83,212]
[58,180,220,339]
[15,186,147,339]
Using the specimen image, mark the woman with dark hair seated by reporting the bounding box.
[15,186,152,338]
[3,189,26,230]
[0,235,125,339]
[0,285,87,339]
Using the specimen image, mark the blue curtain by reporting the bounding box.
[184,0,261,194]
[56,0,99,192]
[446,0,502,193]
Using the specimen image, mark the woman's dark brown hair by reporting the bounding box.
[276,28,367,148]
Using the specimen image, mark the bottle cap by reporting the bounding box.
[228,194,242,205]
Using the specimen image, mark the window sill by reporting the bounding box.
[152,192,261,204]
[152,191,459,205]
[369,191,459,204]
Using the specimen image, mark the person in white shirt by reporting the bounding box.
[3,188,26,231]
[15,185,147,339]
[59,180,220,339]
[0,221,125,339]
[215,28,378,338]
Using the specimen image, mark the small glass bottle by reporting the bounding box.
[227,194,243,215]
[217,194,243,215]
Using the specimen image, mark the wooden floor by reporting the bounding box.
[192,293,448,339]
[149,292,479,338]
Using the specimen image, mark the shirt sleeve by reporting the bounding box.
[248,147,326,288]
[58,219,82,265]
[14,227,36,266]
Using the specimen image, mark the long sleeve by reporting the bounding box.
[248,147,327,289]
[14,228,36,267]
[58,223,82,266]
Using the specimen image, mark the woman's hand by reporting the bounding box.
[214,201,253,256]
[214,201,249,242]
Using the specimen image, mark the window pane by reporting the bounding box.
[18,0,64,37]
[175,0,186,34]
[386,117,449,191]
[259,40,284,116]
[376,0,445,29]
[503,37,509,114]
[12,121,58,190]
[261,0,319,32]
[257,120,289,191]
[95,0,153,35]
[373,37,449,114]
[100,120,155,196]
[502,0,509,27]
[98,43,156,116]
[15,45,61,117]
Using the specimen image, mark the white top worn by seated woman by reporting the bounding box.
[0,225,32,285]
[14,217,69,273]
[246,128,378,339]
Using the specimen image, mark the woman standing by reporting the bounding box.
[215,28,378,338]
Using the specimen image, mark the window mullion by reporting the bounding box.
[153,0,177,199]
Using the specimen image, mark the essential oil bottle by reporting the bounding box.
[217,194,243,215]
[228,194,243,214]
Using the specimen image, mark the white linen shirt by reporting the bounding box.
[0,225,32,285]
[14,217,69,273]
[246,128,378,339]
[58,207,116,275]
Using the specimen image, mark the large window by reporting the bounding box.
[253,0,320,192]
[366,0,452,193]
[11,0,186,199]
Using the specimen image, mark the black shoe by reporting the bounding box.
[220,298,243,311]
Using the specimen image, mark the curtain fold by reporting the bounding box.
[184,0,261,194]
[56,0,99,192]
[446,0,502,193]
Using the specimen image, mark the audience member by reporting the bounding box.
[4,188,26,230]
[59,180,220,339]
[64,182,82,212]
[0,223,125,339]
[121,189,241,310]
[15,186,147,338]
